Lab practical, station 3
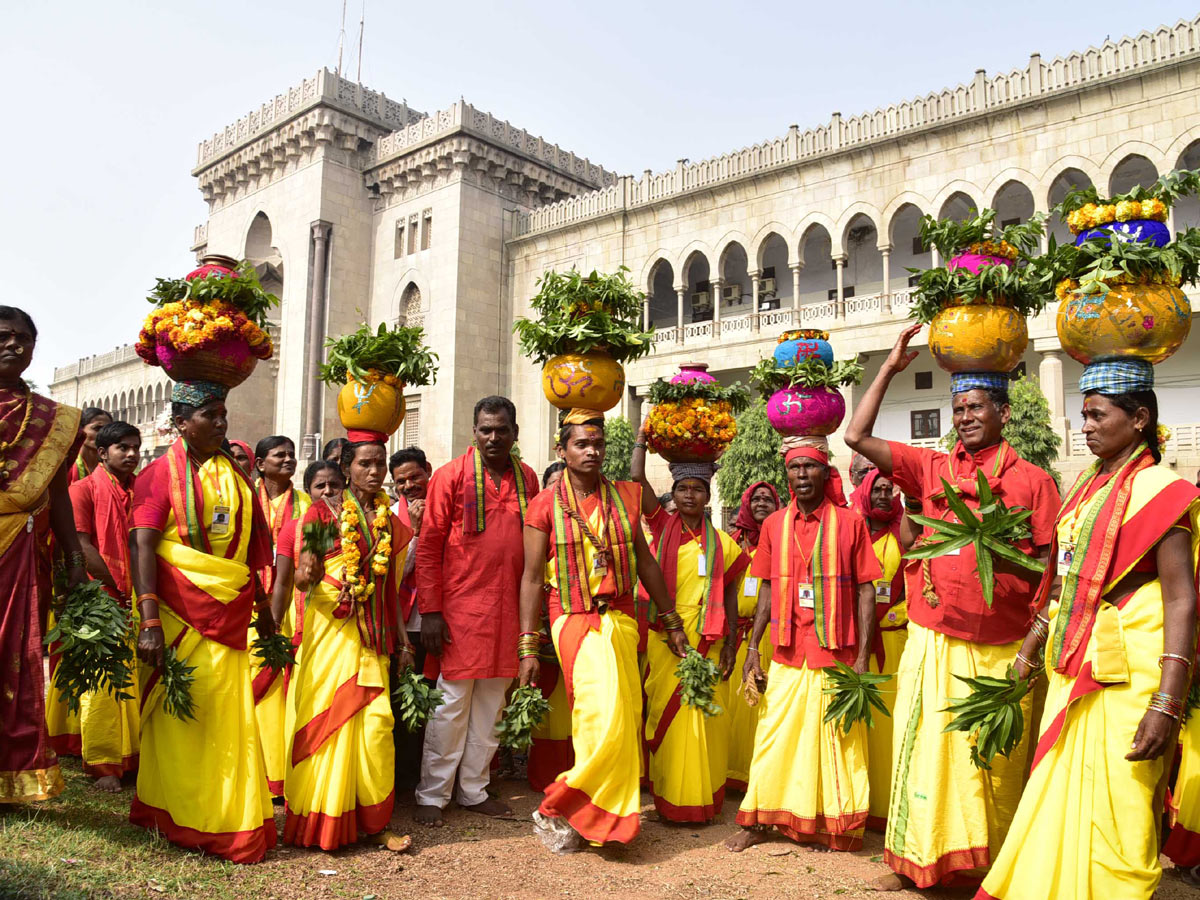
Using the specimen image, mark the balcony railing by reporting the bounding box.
[1070,422,1200,458]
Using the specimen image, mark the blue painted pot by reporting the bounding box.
[773,330,834,368]
[1075,218,1170,248]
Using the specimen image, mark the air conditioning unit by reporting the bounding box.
[691,291,711,309]
[760,277,777,295]
[721,284,740,302]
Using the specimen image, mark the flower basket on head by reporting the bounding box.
[1034,169,1200,370]
[907,210,1046,376]
[513,267,653,412]
[750,341,863,437]
[646,365,749,463]
[136,254,278,389]
[320,323,439,438]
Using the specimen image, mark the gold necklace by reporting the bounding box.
[0,387,33,455]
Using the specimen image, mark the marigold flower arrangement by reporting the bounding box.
[1056,171,1198,235]
[136,259,278,368]
[645,375,750,462]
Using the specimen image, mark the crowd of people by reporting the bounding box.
[2,301,1200,898]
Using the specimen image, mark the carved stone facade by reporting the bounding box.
[52,18,1200,499]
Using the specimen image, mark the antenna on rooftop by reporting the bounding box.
[336,0,348,78]
[356,0,365,83]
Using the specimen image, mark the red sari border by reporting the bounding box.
[652,784,724,823]
[291,676,383,766]
[884,846,989,889]
[540,777,640,845]
[282,792,394,850]
[83,754,138,779]
[735,807,867,850]
[130,796,276,864]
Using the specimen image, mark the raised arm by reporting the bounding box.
[632,415,661,518]
[843,323,924,476]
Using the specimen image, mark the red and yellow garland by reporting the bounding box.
[338,491,392,599]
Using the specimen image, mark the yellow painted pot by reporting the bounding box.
[929,303,1028,374]
[1057,283,1191,365]
[337,376,406,436]
[541,351,624,412]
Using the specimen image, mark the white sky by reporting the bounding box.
[10,0,1197,389]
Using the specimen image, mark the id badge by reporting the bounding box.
[797,583,815,609]
[1057,542,1075,576]
[743,576,759,597]
[697,554,707,578]
[211,504,232,534]
[875,581,891,602]
[592,553,608,577]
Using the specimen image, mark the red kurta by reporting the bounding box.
[415,451,539,680]
[887,440,1059,645]
[751,499,881,670]
[70,467,135,600]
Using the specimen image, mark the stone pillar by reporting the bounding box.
[880,245,893,314]
[791,262,803,324]
[643,295,651,331]
[750,269,762,333]
[1038,347,1070,454]
[304,220,332,460]
[710,278,722,337]
[834,255,847,318]
[675,286,686,344]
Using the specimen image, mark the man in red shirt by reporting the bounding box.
[725,441,881,853]
[845,324,1059,891]
[414,397,539,826]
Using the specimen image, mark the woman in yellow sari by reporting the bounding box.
[978,362,1200,900]
[726,481,780,793]
[632,436,746,823]
[129,381,278,863]
[286,434,413,852]
[251,435,309,797]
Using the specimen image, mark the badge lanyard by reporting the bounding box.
[683,520,707,577]
[196,457,232,534]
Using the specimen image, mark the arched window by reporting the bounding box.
[400,283,423,329]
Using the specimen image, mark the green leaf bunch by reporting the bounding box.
[319,322,439,387]
[822,661,892,734]
[647,378,751,413]
[497,684,552,751]
[676,648,722,717]
[1028,228,1200,298]
[148,260,279,328]
[391,667,445,733]
[903,472,1045,606]
[905,261,1046,325]
[1053,168,1200,217]
[715,399,789,507]
[161,646,197,722]
[301,519,339,557]
[748,356,864,399]
[941,665,1033,770]
[917,208,1045,260]
[44,581,134,715]
[601,416,635,481]
[512,267,655,364]
[251,631,296,674]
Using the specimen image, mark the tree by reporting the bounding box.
[602,416,635,481]
[941,374,1062,482]
[716,399,788,511]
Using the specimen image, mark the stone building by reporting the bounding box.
[52,15,1200,497]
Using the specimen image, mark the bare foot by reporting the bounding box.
[414,804,443,827]
[868,873,911,892]
[92,775,122,793]
[365,829,412,852]
[724,828,769,852]
[461,797,513,818]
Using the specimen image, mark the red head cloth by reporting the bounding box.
[731,480,781,547]
[228,439,253,460]
[849,466,902,526]
[783,446,848,507]
[346,429,388,444]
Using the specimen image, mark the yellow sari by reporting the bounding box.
[644,527,743,821]
[130,448,276,863]
[867,528,907,831]
[979,463,1200,900]
[726,547,772,792]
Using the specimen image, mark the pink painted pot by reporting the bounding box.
[766,386,846,436]
[946,252,1012,275]
[156,336,257,388]
[670,363,717,385]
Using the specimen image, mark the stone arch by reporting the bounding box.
[991,179,1037,225]
[982,168,1040,210]
[793,212,837,264]
[646,257,676,326]
[840,212,881,299]
[795,221,835,307]
[1173,137,1200,231]
[1046,167,1096,244]
[713,231,751,274]
[1039,155,1102,204]
[881,192,931,238]
[638,250,674,291]
[674,241,715,287]
[834,202,883,258]
[931,181,983,219]
[716,240,749,282]
[1165,127,1200,173]
[244,211,274,261]
[135,387,145,423]
[750,222,794,271]
[389,268,430,321]
[1101,144,1162,195]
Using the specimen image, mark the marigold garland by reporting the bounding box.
[1066,198,1168,235]
[964,239,1018,260]
[338,491,393,599]
[646,397,737,457]
[136,298,273,364]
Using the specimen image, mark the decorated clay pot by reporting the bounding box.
[541,350,624,411]
[670,363,717,385]
[186,254,239,282]
[1057,283,1191,366]
[1075,218,1170,249]
[928,303,1028,374]
[766,386,846,436]
[338,375,406,436]
[157,336,257,388]
[773,329,834,368]
[946,252,1012,275]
